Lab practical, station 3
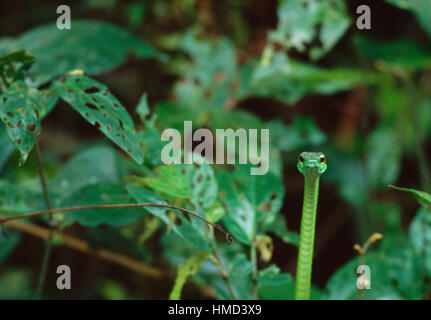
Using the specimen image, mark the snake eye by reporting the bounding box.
[299,154,304,164]
[320,155,326,164]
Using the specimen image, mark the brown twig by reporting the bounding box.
[2,216,163,278]
[0,203,234,244]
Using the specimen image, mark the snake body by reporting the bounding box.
[294,152,327,300]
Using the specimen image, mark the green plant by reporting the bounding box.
[1,0,431,300]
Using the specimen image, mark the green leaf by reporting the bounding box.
[136,93,150,123]
[257,272,294,300]
[269,0,351,60]
[268,117,326,152]
[61,183,145,227]
[141,165,190,199]
[0,125,14,170]
[256,265,324,300]
[205,201,225,224]
[228,253,254,278]
[217,167,285,245]
[127,186,212,250]
[389,185,431,208]
[326,249,405,300]
[409,207,431,275]
[354,36,431,71]
[174,32,236,112]
[232,165,285,226]
[365,126,402,189]
[0,180,36,213]
[217,171,255,245]
[0,81,44,164]
[56,75,144,164]
[182,153,218,209]
[169,252,209,300]
[0,50,35,83]
[2,20,166,85]
[50,146,121,201]
[252,53,371,104]
[264,215,299,246]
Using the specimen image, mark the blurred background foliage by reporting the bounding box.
[0,0,431,300]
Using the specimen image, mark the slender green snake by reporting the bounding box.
[295,152,327,300]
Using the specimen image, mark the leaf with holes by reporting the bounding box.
[141,165,190,199]
[182,153,218,210]
[56,75,144,164]
[0,81,43,165]
[268,0,351,60]
[217,170,255,245]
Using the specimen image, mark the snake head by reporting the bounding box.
[297,152,327,175]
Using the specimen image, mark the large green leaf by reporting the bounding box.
[182,153,218,210]
[0,20,166,85]
[174,32,236,112]
[50,145,121,202]
[251,53,370,104]
[61,183,146,227]
[217,171,255,245]
[217,166,285,245]
[365,126,402,189]
[269,0,351,60]
[256,265,323,300]
[56,75,144,164]
[0,81,44,164]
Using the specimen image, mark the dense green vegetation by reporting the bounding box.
[0,0,431,299]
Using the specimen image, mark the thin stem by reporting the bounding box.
[211,245,238,300]
[34,140,54,299]
[250,239,258,299]
[0,203,234,245]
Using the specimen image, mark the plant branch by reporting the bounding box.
[210,245,238,300]
[1,215,164,278]
[250,239,258,299]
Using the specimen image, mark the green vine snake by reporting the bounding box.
[295,152,327,300]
